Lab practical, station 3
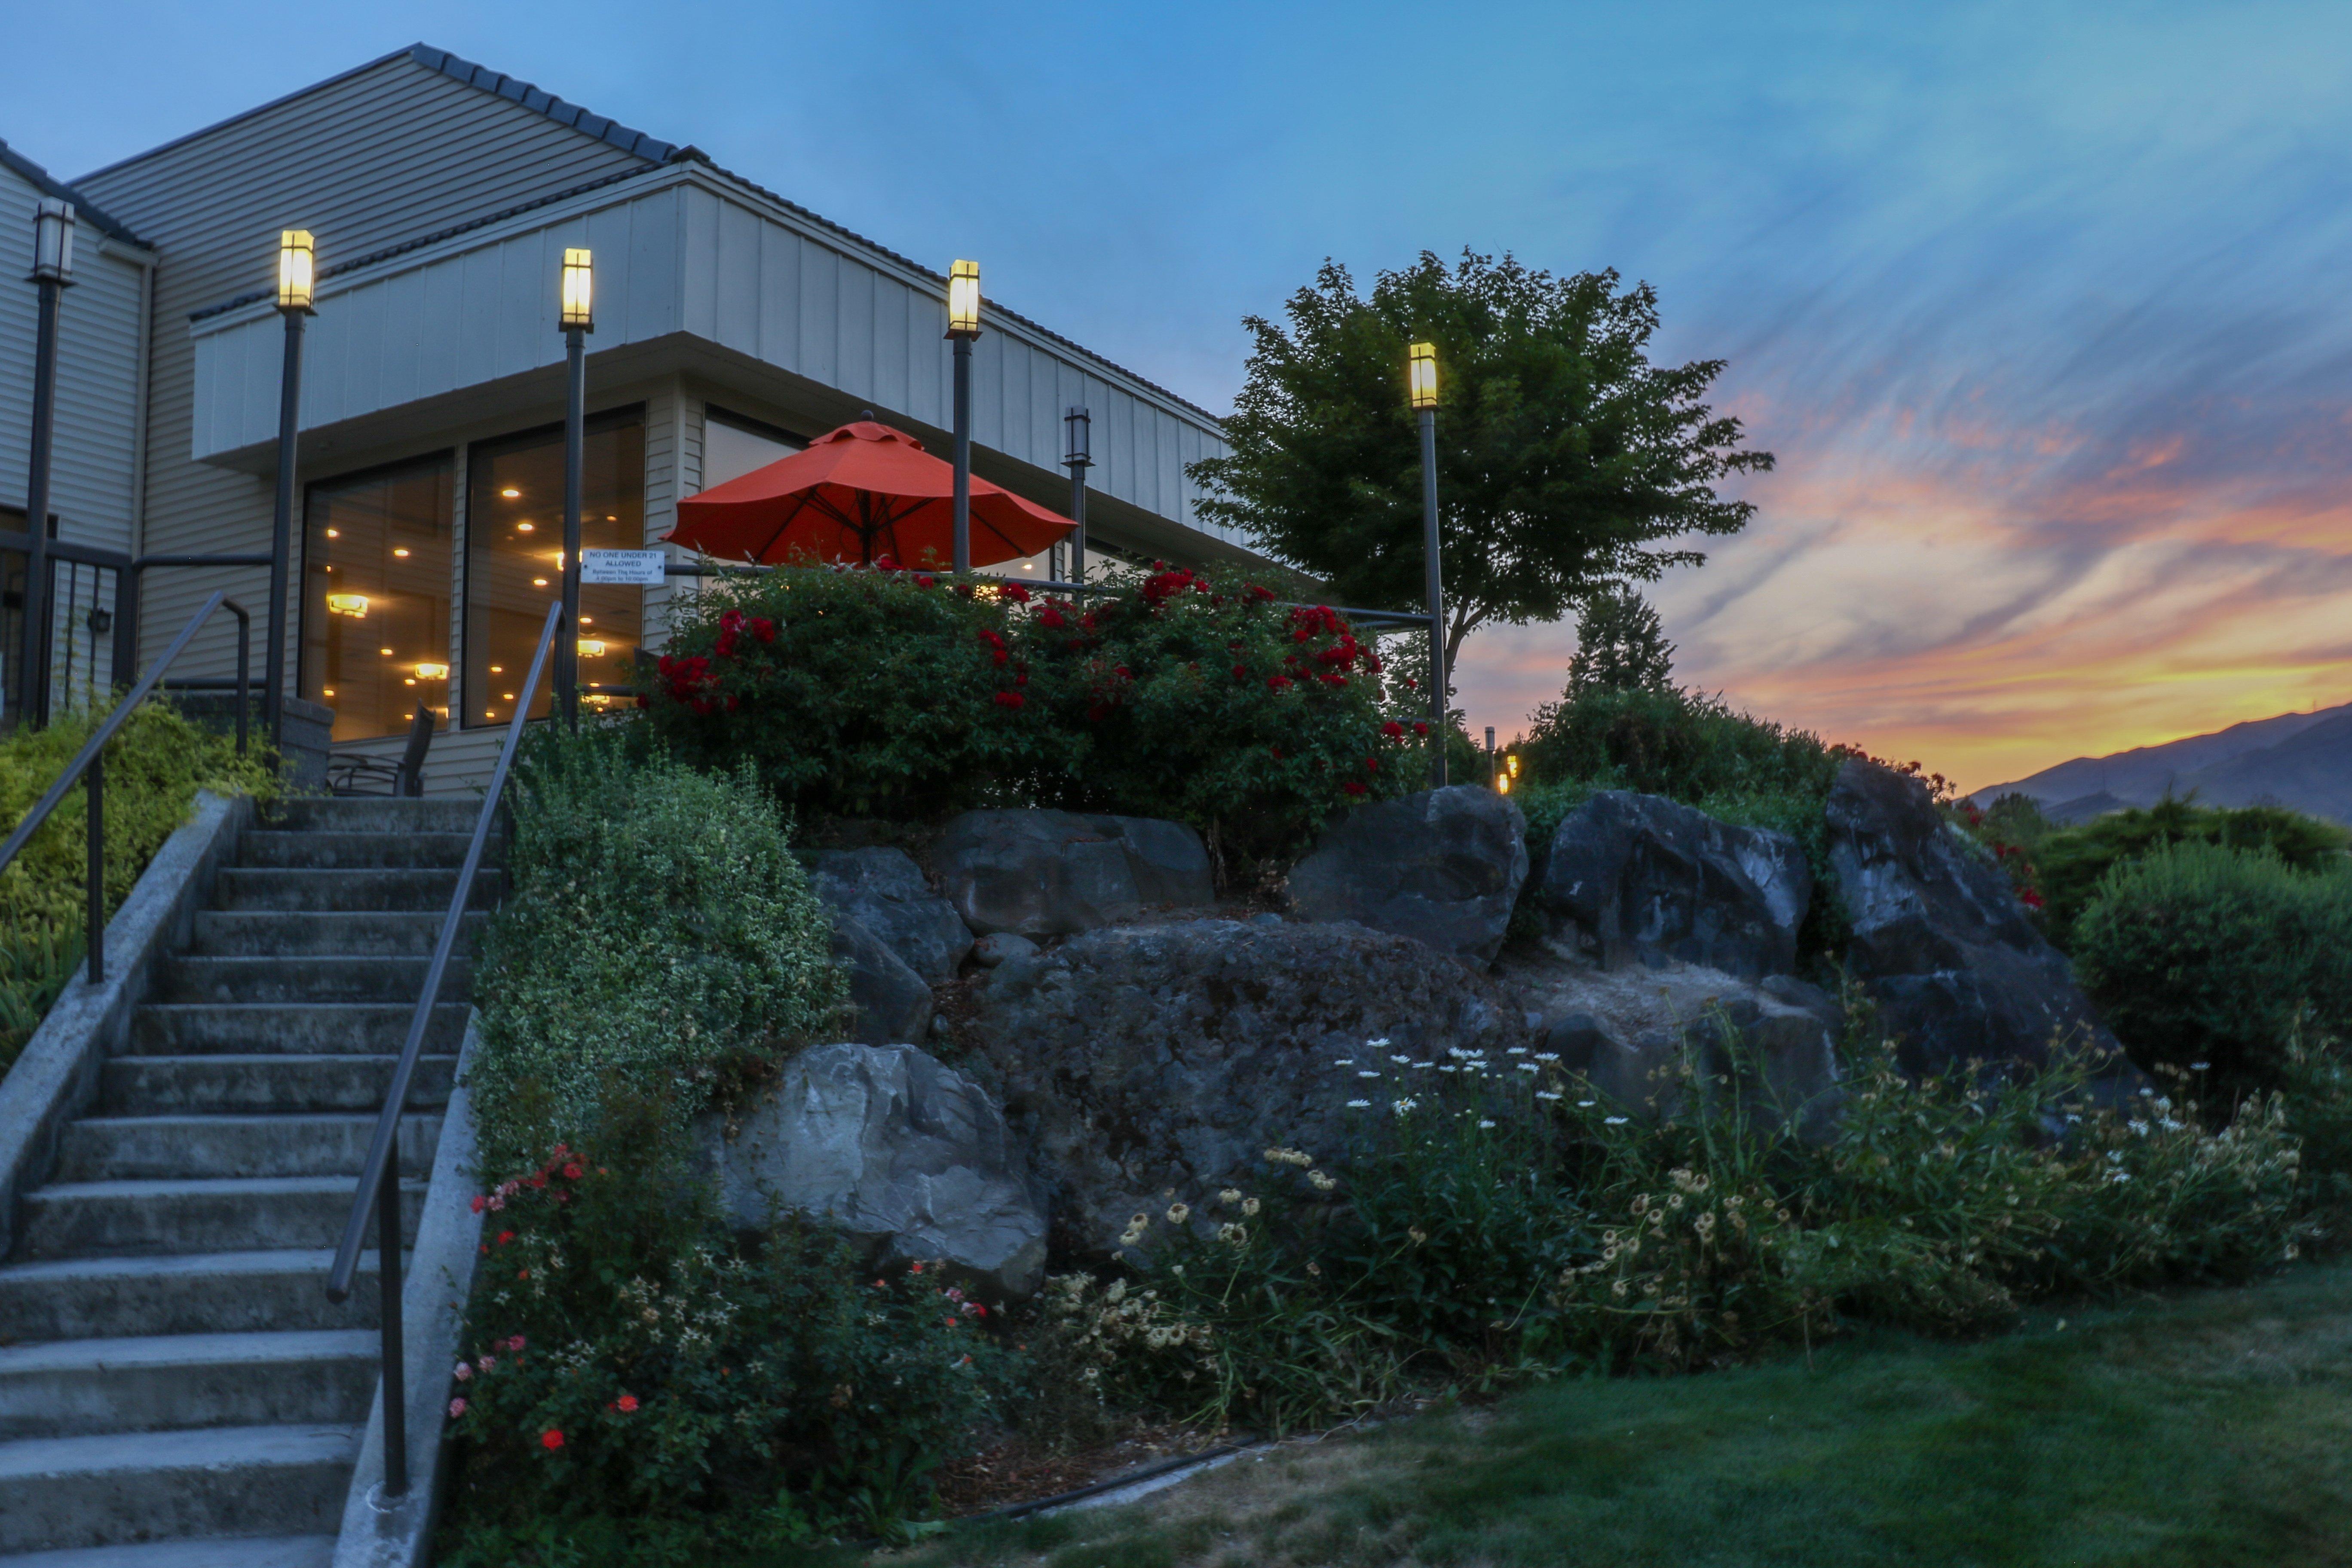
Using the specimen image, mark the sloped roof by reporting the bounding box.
[0,138,150,248]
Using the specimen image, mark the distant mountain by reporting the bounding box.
[1975,701,2352,824]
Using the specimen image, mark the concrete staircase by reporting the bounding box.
[0,798,496,1565]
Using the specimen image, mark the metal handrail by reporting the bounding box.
[0,591,251,985]
[325,599,563,1498]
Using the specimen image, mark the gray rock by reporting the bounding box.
[810,847,974,982]
[830,913,933,1045]
[968,917,1532,1256]
[707,1043,1046,1301]
[1287,786,1529,965]
[937,809,1215,937]
[1826,758,2134,1082]
[1523,959,1841,1142]
[972,932,1039,968]
[1536,791,1811,981]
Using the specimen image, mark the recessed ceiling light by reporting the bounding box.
[379,647,393,655]
[325,528,340,538]
[501,487,522,499]
[533,577,548,587]
[490,665,503,673]
[517,522,535,533]
[392,548,410,557]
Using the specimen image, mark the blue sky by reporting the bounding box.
[15,1,2352,785]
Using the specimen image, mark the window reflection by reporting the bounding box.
[301,455,454,741]
[465,411,644,727]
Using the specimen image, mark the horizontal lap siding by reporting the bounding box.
[0,166,145,552]
[78,55,649,691]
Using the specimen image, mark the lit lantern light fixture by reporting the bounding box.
[1498,773,1512,796]
[1407,341,1439,411]
[325,593,369,617]
[32,198,76,283]
[413,662,450,680]
[560,248,594,332]
[946,259,982,338]
[576,639,606,657]
[278,230,315,312]
[1507,753,1520,779]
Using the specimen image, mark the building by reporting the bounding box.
[0,44,1248,790]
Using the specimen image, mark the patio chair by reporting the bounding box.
[327,701,436,796]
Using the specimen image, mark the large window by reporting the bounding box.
[301,455,455,741]
[702,405,803,489]
[465,410,645,727]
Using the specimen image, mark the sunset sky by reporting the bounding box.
[14,2,2352,790]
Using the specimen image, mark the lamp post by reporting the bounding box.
[1063,405,1092,582]
[946,260,980,575]
[558,247,593,730]
[266,230,315,748]
[15,199,74,729]
[1409,340,1446,786]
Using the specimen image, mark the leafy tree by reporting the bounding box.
[1189,249,1772,692]
[1566,582,1676,696]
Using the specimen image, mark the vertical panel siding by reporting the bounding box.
[77,53,651,686]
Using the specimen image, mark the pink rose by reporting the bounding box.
[448,1398,467,1418]
[453,1362,472,1381]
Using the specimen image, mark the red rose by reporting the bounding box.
[1002,582,1032,603]
[616,1394,638,1414]
[751,617,776,643]
[1380,721,1405,739]
[541,1429,565,1452]
[1412,721,1429,735]
[994,690,1026,709]
[1342,781,1368,796]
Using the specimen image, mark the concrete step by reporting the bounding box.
[0,1533,336,1567]
[101,1056,454,1117]
[52,1115,440,1183]
[211,865,503,913]
[16,1177,427,1260]
[0,1252,381,1344]
[153,956,472,1006]
[129,1004,470,1057]
[189,910,488,958]
[0,1424,358,1553]
[262,797,485,834]
[235,830,490,871]
[0,1331,379,1439]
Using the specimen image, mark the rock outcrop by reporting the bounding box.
[705,1043,1047,1301]
[1534,790,1810,981]
[828,915,933,1046]
[808,847,973,981]
[965,917,1530,1255]
[936,809,1214,937]
[1287,786,1529,965]
[1826,758,2127,1079]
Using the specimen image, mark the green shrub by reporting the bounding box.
[642,566,1075,820]
[0,702,274,1073]
[1023,564,1428,870]
[2070,840,2352,1091]
[440,1087,1010,1551]
[2035,795,2348,949]
[469,725,844,1173]
[1519,684,1844,806]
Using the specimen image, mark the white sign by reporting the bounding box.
[579,549,667,586]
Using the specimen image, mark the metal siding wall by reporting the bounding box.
[78,54,649,686]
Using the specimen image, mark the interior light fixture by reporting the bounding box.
[533,577,549,587]
[326,594,369,617]
[501,487,522,499]
[325,528,340,538]
[577,639,606,656]
[379,646,394,656]
[404,677,417,686]
[392,547,410,557]
[516,522,534,533]
[490,665,504,674]
[322,687,336,698]
[414,662,450,680]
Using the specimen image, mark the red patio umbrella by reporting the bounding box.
[664,419,1074,568]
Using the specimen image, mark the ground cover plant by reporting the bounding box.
[843,1259,2352,1568]
[468,722,844,1174]
[0,701,273,1072]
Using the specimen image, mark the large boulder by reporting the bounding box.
[1826,758,2126,1079]
[809,847,974,981]
[704,1043,1047,1301]
[1534,790,1810,981]
[1287,786,1528,965]
[829,915,933,1045]
[966,917,1531,1256]
[936,809,1214,937]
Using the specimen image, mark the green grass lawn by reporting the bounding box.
[850,1262,2352,1568]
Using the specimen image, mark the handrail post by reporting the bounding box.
[377,1161,408,1495]
[231,603,250,756]
[84,748,103,983]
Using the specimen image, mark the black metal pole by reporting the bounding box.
[266,306,306,749]
[232,603,250,756]
[377,1160,407,1495]
[1419,407,1446,788]
[560,326,585,729]
[1066,458,1087,583]
[951,337,973,575]
[18,276,64,729]
[84,747,102,983]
